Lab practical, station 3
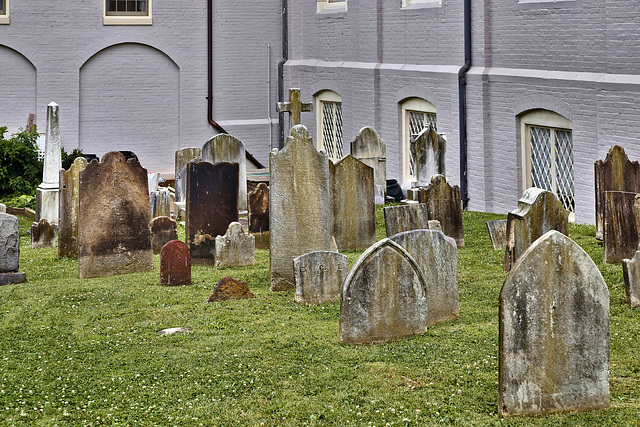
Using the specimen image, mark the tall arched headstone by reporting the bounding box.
[202,134,247,211]
[58,157,88,257]
[412,125,446,187]
[351,127,386,205]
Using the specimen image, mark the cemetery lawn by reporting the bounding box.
[1,210,639,426]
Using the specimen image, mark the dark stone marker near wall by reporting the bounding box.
[248,182,269,233]
[416,174,464,247]
[602,191,640,264]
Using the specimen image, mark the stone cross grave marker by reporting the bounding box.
[340,238,428,344]
[31,218,56,249]
[0,213,26,285]
[293,251,348,305]
[78,151,153,279]
[486,219,508,250]
[412,125,446,187]
[416,174,464,247]
[383,203,429,237]
[270,125,331,291]
[151,216,178,254]
[160,240,191,286]
[214,222,255,268]
[603,191,640,264]
[622,243,640,308]
[202,134,247,211]
[58,156,88,257]
[351,126,386,205]
[276,88,312,130]
[499,230,609,417]
[36,102,62,225]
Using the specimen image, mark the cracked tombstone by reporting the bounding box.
[0,213,26,285]
[351,126,386,205]
[293,251,348,305]
[58,156,87,257]
[416,174,464,247]
[603,191,640,264]
[202,134,247,211]
[383,203,429,237]
[214,222,255,267]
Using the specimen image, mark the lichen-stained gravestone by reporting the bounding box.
[214,222,255,268]
[351,126,386,205]
[0,213,26,285]
[331,155,375,251]
[622,244,640,308]
[151,216,178,254]
[486,219,508,250]
[150,188,171,219]
[248,183,269,233]
[160,240,191,286]
[499,231,609,417]
[416,174,464,247]
[202,134,247,211]
[186,161,239,264]
[594,145,640,240]
[58,157,87,257]
[78,151,153,279]
[603,191,640,264]
[293,251,348,305]
[383,203,429,237]
[389,229,458,325]
[270,125,331,291]
[504,188,569,271]
[412,125,446,187]
[340,239,428,344]
[31,219,56,249]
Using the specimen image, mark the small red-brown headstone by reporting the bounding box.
[207,276,255,302]
[160,240,191,286]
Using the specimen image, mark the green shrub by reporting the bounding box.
[61,147,84,170]
[0,126,43,197]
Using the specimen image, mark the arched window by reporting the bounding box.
[520,109,574,214]
[315,90,343,162]
[400,97,437,184]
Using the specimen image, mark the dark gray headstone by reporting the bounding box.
[416,174,464,247]
[383,203,429,237]
[293,251,348,305]
[0,213,20,273]
[202,134,247,211]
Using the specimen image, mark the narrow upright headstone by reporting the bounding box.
[0,213,26,285]
[270,125,331,291]
[389,229,458,325]
[202,134,247,211]
[151,216,178,254]
[594,145,640,240]
[147,173,160,195]
[331,155,375,251]
[412,125,446,187]
[504,188,569,271]
[214,222,255,267]
[150,187,171,219]
[186,161,239,264]
[248,183,269,233]
[175,148,202,217]
[416,174,464,247]
[603,191,640,264]
[622,244,640,308]
[293,251,348,305]
[351,127,386,205]
[160,240,191,286]
[31,219,56,249]
[36,102,62,225]
[383,203,429,237]
[58,157,88,257]
[340,239,428,344]
[486,219,508,250]
[78,151,153,279]
[499,230,609,417]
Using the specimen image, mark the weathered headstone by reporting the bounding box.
[0,214,26,285]
[383,203,429,237]
[602,191,640,264]
[78,151,153,279]
[504,187,569,271]
[427,219,442,232]
[331,155,376,251]
[293,251,348,305]
[251,231,270,250]
[594,145,640,240]
[486,219,508,250]
[160,240,191,286]
[389,229,458,325]
[207,276,255,302]
[340,238,428,344]
[175,147,202,203]
[150,187,171,219]
[31,219,56,249]
[214,222,255,267]
[147,173,160,195]
[58,156,88,257]
[202,134,247,211]
[36,102,62,225]
[151,216,178,254]
[622,244,640,308]
[412,125,446,187]
[416,174,464,247]
[499,230,609,417]
[248,183,269,233]
[186,161,239,264]
[270,125,331,291]
[0,203,5,213]
[351,126,386,205]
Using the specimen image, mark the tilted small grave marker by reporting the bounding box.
[486,219,508,250]
[293,251,348,305]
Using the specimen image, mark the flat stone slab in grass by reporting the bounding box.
[160,240,191,286]
[31,218,56,249]
[151,216,178,254]
[499,230,609,417]
[214,222,255,267]
[622,244,640,307]
[207,276,255,302]
[486,219,508,250]
[0,213,20,273]
[294,251,348,305]
[383,203,429,237]
[0,272,26,286]
[157,327,191,336]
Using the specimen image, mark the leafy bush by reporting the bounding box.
[61,147,84,170]
[0,126,43,197]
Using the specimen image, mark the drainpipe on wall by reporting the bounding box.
[207,0,227,134]
[458,0,471,209]
[277,0,288,149]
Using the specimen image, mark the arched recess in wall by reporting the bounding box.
[399,97,437,185]
[314,89,343,162]
[0,45,36,134]
[79,43,179,174]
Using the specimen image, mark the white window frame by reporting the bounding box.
[0,0,9,25]
[104,0,152,26]
[401,0,442,9]
[401,98,437,185]
[315,90,344,162]
[317,0,347,14]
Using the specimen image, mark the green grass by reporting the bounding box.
[0,209,639,426]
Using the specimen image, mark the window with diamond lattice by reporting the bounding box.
[408,111,437,178]
[315,90,343,162]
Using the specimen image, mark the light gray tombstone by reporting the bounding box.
[294,251,347,305]
[58,156,88,257]
[147,173,160,195]
[36,102,62,225]
[389,229,458,325]
[214,222,255,268]
[269,125,331,291]
[340,238,428,344]
[412,125,446,187]
[351,126,386,205]
[383,203,429,237]
[150,187,171,219]
[202,134,247,211]
[499,230,610,417]
[0,213,26,285]
[0,203,5,213]
[486,219,508,250]
[622,244,640,308]
[175,148,202,204]
[427,219,442,231]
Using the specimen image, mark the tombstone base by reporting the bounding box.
[35,186,59,225]
[191,257,216,266]
[0,272,27,286]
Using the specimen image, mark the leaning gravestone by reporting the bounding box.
[486,219,508,250]
[0,213,26,285]
[151,216,178,254]
[351,126,386,205]
[214,222,255,267]
[293,251,348,305]
[78,151,153,279]
[331,155,375,251]
[416,174,464,247]
[202,134,247,211]
[270,125,331,291]
[160,240,191,286]
[594,145,640,240]
[504,188,569,271]
[340,238,428,344]
[58,157,88,257]
[31,219,56,249]
[499,230,609,417]
[383,203,429,237]
[603,191,640,264]
[622,244,640,308]
[412,125,446,187]
[186,161,239,264]
[389,229,458,325]
[248,183,269,233]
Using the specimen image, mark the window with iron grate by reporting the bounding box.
[401,98,437,185]
[104,0,151,25]
[0,0,9,24]
[315,90,343,162]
